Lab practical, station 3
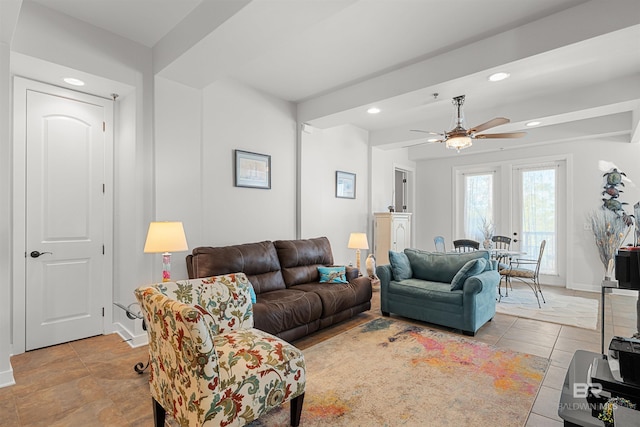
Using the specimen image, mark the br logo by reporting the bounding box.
[573,382,603,398]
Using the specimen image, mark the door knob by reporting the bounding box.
[30,251,52,258]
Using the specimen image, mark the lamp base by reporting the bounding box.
[162,252,172,282]
[356,248,362,276]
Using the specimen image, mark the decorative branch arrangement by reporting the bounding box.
[590,167,636,278]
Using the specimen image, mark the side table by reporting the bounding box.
[113,302,149,374]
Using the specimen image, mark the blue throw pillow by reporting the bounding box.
[389,251,413,280]
[318,266,348,284]
[450,258,487,291]
[248,282,257,304]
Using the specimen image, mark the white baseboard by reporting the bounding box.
[0,367,15,389]
[113,322,148,348]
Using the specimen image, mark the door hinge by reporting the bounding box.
[103,121,106,132]
[102,245,105,255]
[403,178,407,183]
[103,183,105,193]
[102,307,105,317]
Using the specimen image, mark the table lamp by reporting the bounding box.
[144,221,188,282]
[348,232,369,275]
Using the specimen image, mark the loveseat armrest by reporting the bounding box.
[462,270,500,296]
[376,264,392,289]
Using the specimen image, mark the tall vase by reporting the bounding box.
[483,238,492,250]
[605,258,614,281]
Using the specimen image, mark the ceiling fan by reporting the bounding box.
[410,95,526,152]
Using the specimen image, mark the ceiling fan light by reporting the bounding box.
[446,136,472,151]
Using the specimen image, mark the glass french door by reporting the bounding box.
[512,162,566,285]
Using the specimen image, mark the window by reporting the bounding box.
[463,172,494,241]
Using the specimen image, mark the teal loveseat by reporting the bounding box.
[376,249,499,336]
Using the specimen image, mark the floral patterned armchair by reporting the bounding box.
[135,273,306,427]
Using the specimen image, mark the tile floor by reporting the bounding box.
[0,284,637,426]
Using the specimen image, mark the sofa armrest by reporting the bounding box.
[345,265,360,281]
[463,270,500,296]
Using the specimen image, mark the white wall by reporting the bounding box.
[201,79,298,245]
[301,124,369,265]
[0,41,14,387]
[413,138,640,292]
[154,77,298,282]
[154,77,203,282]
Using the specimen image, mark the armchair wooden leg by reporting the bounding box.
[153,398,166,427]
[290,393,305,427]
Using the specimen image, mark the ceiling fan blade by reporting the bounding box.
[469,117,510,134]
[402,139,443,148]
[474,132,527,139]
[410,129,444,136]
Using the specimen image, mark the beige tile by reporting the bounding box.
[542,365,567,391]
[558,326,600,342]
[553,336,601,354]
[496,337,553,359]
[531,385,563,421]
[550,349,575,369]
[501,328,559,348]
[525,412,564,427]
[511,318,562,336]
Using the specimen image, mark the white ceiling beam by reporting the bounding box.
[297,0,640,125]
[153,0,252,75]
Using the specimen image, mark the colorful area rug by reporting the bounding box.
[249,317,548,426]
[496,288,598,330]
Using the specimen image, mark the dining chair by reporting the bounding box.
[452,239,480,252]
[499,240,546,308]
[434,236,446,252]
[491,235,513,272]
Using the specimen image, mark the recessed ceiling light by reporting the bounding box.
[526,121,541,127]
[64,77,85,86]
[488,72,510,82]
[367,107,381,114]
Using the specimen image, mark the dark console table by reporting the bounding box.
[559,350,640,426]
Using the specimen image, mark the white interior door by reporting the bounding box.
[25,89,107,350]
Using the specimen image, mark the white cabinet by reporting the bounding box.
[374,212,412,265]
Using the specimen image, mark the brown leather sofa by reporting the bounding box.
[186,236,372,342]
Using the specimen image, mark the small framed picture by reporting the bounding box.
[234,150,271,189]
[336,171,356,199]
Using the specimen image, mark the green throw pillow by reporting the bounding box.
[450,258,487,291]
[389,251,413,280]
[318,266,348,284]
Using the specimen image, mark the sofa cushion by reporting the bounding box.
[450,258,487,291]
[404,249,490,283]
[318,266,348,284]
[187,241,286,294]
[388,279,463,306]
[252,289,322,336]
[389,251,413,280]
[274,237,334,287]
[292,281,371,318]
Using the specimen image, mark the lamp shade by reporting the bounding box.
[348,232,369,250]
[143,221,189,253]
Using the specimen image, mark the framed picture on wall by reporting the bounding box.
[336,171,356,199]
[234,150,271,189]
